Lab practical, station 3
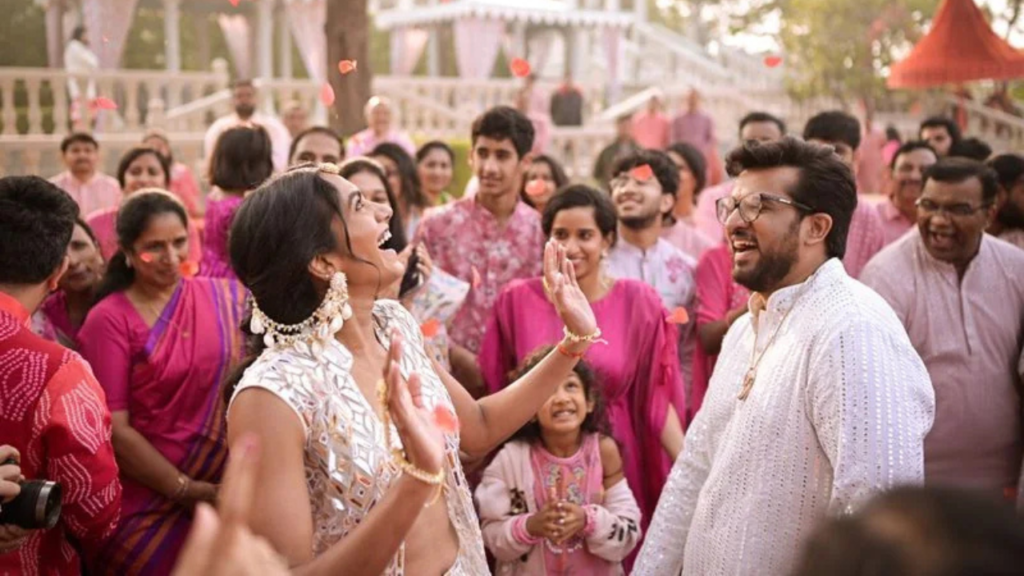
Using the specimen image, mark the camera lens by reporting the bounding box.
[0,458,63,530]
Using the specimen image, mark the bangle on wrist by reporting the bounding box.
[557,342,586,360]
[171,473,190,501]
[562,325,603,345]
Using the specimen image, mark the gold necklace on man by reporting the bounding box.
[737,269,820,401]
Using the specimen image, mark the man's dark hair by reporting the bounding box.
[791,486,1024,576]
[288,126,344,164]
[948,137,992,162]
[60,132,98,154]
[923,158,999,204]
[890,140,937,170]
[986,153,1024,191]
[739,111,786,137]
[0,176,80,285]
[612,149,680,199]
[802,111,862,151]
[471,106,535,159]
[231,78,255,90]
[919,116,962,144]
[725,136,855,259]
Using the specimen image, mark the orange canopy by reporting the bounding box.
[888,0,1024,88]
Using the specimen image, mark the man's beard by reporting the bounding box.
[236,104,255,119]
[733,221,800,293]
[997,202,1024,230]
[619,207,661,231]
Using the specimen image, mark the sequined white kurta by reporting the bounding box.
[229,300,488,575]
[633,259,935,576]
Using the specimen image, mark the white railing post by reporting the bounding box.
[25,78,43,134]
[1,79,16,136]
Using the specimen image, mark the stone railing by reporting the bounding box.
[0,63,230,136]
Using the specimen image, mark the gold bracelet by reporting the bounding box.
[562,325,603,344]
[393,450,446,486]
[171,473,189,501]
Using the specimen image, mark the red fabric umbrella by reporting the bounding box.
[888,0,1024,88]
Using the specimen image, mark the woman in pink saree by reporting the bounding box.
[79,191,246,575]
[478,185,686,563]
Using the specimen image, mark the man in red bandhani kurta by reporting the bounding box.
[0,175,121,575]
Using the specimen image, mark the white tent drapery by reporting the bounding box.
[453,18,506,79]
[81,0,141,69]
[218,15,253,79]
[390,27,431,76]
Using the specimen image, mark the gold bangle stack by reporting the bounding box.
[377,379,448,504]
[562,325,603,344]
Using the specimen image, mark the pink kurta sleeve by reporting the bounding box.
[78,298,135,411]
[479,286,520,395]
[695,248,732,328]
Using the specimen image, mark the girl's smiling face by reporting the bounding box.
[536,373,594,436]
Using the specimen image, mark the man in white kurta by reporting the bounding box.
[204,80,291,172]
[634,137,935,576]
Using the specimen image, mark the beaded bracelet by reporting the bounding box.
[562,325,603,344]
[557,342,586,360]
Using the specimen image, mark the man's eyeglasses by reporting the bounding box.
[915,198,991,218]
[716,193,812,225]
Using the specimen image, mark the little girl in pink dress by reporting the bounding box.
[476,347,642,575]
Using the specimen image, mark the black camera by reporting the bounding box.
[0,458,62,530]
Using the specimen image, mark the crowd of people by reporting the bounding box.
[1,74,1024,576]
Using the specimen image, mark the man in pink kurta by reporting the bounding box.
[415,106,544,377]
[803,111,887,278]
[49,132,121,216]
[861,158,1024,497]
[693,112,787,242]
[877,141,938,246]
[632,96,671,150]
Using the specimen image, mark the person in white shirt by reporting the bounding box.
[633,137,935,576]
[204,80,291,172]
[64,26,99,128]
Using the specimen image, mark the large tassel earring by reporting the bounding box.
[249,271,354,357]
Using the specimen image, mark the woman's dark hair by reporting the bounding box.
[371,142,428,211]
[541,184,618,244]
[339,158,408,251]
[209,125,274,192]
[116,146,171,190]
[508,345,610,444]
[520,154,569,208]
[666,142,708,196]
[0,176,79,285]
[416,140,455,164]
[223,167,381,400]
[885,125,902,143]
[75,216,100,247]
[612,148,681,199]
[95,190,188,303]
[725,136,856,260]
[791,486,1024,576]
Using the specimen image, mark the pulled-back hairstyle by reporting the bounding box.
[224,167,380,399]
[541,183,618,245]
[726,136,856,259]
[94,190,188,302]
[116,146,171,190]
[508,345,610,444]
[371,142,428,211]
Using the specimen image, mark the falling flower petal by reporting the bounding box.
[179,261,199,278]
[319,82,335,107]
[420,318,441,338]
[92,97,118,111]
[433,405,459,434]
[471,266,481,289]
[228,0,240,6]
[525,179,548,197]
[669,307,690,324]
[763,55,783,68]
[510,58,531,78]
[338,60,358,75]
[629,164,654,182]
[139,252,155,264]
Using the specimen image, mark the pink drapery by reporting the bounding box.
[218,15,252,79]
[390,27,430,76]
[286,0,327,84]
[81,0,141,68]
[453,18,505,79]
[528,30,559,78]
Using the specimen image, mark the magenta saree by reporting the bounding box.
[479,278,685,535]
[79,277,246,575]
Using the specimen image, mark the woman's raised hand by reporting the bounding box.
[383,331,446,478]
[542,240,598,341]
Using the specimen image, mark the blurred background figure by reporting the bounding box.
[143,130,203,219]
[346,96,415,158]
[203,80,291,172]
[280,100,309,139]
[416,141,456,207]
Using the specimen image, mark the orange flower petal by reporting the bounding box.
[139,252,155,264]
[228,0,240,6]
[338,60,358,75]
[524,179,548,197]
[319,82,335,107]
[763,55,783,68]
[179,261,199,278]
[420,318,441,338]
[669,307,690,324]
[629,164,654,182]
[92,97,118,111]
[471,266,481,289]
[510,58,531,78]
[433,405,459,434]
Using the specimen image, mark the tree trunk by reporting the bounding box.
[326,0,372,136]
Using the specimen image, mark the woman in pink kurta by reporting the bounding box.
[479,186,685,551]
